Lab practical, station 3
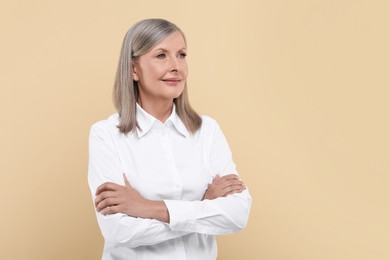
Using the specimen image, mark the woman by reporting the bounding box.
[88,18,252,260]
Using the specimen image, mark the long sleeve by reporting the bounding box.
[163,120,252,235]
[88,122,190,248]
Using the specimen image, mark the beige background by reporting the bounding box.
[1,0,389,259]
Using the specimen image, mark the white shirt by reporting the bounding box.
[88,104,252,260]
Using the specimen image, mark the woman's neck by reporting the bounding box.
[137,97,174,123]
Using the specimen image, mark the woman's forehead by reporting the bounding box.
[150,32,186,51]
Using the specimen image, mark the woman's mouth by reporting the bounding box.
[162,78,181,85]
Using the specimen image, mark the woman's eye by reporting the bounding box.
[157,53,166,59]
[178,53,187,59]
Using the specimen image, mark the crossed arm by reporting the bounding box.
[94,173,246,223]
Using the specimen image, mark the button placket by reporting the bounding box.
[159,126,182,199]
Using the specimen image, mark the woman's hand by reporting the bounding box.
[95,174,149,217]
[203,174,246,200]
[95,174,169,222]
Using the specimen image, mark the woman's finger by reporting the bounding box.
[222,184,246,195]
[123,173,132,188]
[211,175,220,184]
[220,179,245,190]
[219,174,239,181]
[224,189,245,197]
[96,182,120,196]
[96,197,119,212]
[213,174,238,185]
[95,191,116,207]
[100,205,120,216]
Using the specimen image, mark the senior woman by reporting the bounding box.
[88,18,252,260]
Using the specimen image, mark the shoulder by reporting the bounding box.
[199,115,222,134]
[200,115,216,124]
[90,113,120,138]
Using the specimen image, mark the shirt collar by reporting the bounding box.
[136,103,190,138]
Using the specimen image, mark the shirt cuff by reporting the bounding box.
[163,200,199,231]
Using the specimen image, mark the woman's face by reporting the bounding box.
[132,31,188,104]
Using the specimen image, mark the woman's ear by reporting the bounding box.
[131,63,139,81]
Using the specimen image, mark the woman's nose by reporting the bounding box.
[169,57,180,72]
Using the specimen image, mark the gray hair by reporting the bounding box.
[113,18,201,135]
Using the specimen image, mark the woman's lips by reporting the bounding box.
[162,78,181,85]
[162,78,181,82]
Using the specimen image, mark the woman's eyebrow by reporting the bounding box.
[153,47,187,52]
